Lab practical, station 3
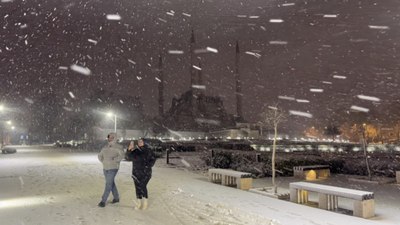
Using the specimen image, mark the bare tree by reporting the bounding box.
[259,104,287,193]
[359,123,372,180]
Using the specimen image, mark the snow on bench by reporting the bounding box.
[293,165,330,180]
[290,181,374,218]
[208,168,252,190]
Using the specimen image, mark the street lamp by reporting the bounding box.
[107,112,117,133]
[1,120,13,147]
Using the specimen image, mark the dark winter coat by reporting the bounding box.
[125,144,156,176]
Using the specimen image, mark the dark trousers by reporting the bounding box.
[132,172,151,199]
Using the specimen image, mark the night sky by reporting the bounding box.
[1,0,400,132]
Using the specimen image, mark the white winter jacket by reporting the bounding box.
[98,141,124,170]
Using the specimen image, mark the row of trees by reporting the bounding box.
[304,122,400,144]
[257,104,397,191]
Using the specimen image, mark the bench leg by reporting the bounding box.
[332,195,338,209]
[290,188,308,204]
[298,190,308,204]
[290,188,298,202]
[354,199,375,218]
[230,176,235,186]
[221,175,227,185]
[319,194,328,209]
[319,194,338,210]
[209,173,222,183]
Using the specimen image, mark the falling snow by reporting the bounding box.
[269,19,284,23]
[289,110,313,118]
[350,105,370,113]
[70,65,91,76]
[357,95,380,102]
[309,89,324,93]
[168,50,184,54]
[106,14,122,21]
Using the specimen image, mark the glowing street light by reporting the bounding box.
[107,112,117,133]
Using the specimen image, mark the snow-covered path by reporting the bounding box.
[0,146,398,225]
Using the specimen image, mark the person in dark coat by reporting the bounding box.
[125,138,156,210]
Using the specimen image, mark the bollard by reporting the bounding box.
[166,148,170,164]
[256,153,261,162]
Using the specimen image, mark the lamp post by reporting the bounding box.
[0,106,5,148]
[107,112,117,133]
[0,120,12,147]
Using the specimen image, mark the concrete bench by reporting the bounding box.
[293,165,330,180]
[290,181,374,218]
[1,147,17,154]
[208,168,252,190]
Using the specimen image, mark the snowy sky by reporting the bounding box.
[1,0,399,129]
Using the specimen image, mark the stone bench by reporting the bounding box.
[1,147,17,154]
[293,165,330,180]
[290,181,374,218]
[208,168,252,190]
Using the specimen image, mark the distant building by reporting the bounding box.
[92,126,146,141]
[157,31,242,133]
[161,90,236,132]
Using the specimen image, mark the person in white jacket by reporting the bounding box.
[97,132,124,207]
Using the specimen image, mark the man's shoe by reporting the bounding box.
[98,201,106,207]
[111,199,120,204]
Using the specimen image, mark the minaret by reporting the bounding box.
[197,60,203,89]
[158,53,164,116]
[189,30,198,116]
[235,41,243,120]
[189,30,196,90]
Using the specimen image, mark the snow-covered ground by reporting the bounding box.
[0,146,399,225]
